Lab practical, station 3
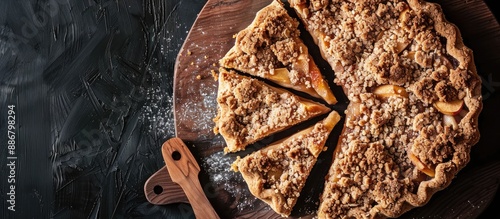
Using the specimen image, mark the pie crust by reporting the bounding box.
[214,68,330,153]
[220,0,337,104]
[289,0,482,218]
[232,111,341,217]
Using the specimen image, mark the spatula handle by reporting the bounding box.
[143,166,189,205]
[179,173,220,219]
[162,138,220,219]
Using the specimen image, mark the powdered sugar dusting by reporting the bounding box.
[202,151,259,212]
[176,74,219,140]
[141,70,176,138]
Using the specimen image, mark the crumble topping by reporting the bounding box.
[237,123,328,208]
[220,0,337,104]
[321,140,412,218]
[291,0,482,217]
[232,115,335,217]
[214,69,328,153]
[220,2,307,85]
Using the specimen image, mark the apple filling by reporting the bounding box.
[433,99,468,130]
[308,58,338,104]
[269,67,319,98]
[372,84,409,100]
[408,152,435,177]
[433,100,464,115]
[269,56,337,105]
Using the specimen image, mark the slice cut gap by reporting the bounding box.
[219,0,337,104]
[214,68,330,153]
[232,111,341,217]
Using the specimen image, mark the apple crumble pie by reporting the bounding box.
[290,0,482,218]
[232,111,341,217]
[220,0,337,104]
[214,68,330,153]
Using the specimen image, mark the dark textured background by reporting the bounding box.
[0,0,499,218]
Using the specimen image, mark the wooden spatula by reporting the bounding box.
[143,166,188,205]
[161,138,220,219]
[144,0,272,209]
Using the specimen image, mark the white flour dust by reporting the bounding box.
[141,70,176,138]
[176,77,219,140]
[202,151,258,212]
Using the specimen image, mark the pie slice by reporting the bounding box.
[290,0,482,218]
[214,68,331,153]
[232,110,341,217]
[219,0,337,104]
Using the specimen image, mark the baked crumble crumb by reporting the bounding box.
[211,70,218,81]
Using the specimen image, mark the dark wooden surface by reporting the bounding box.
[173,0,500,218]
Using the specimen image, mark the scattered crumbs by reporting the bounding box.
[196,75,202,80]
[232,34,237,38]
[190,61,194,65]
[211,70,218,81]
[176,80,218,140]
[187,50,192,55]
[212,63,217,67]
[204,55,209,59]
[202,151,258,212]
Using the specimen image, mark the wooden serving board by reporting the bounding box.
[171,0,500,218]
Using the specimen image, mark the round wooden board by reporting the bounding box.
[173,0,500,218]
